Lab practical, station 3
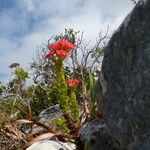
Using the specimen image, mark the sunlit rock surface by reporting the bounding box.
[26,140,75,150]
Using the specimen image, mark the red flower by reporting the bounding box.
[48,40,76,52]
[46,50,69,59]
[46,40,75,60]
[45,51,55,59]
[56,50,69,58]
[66,79,80,87]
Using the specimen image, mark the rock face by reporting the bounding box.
[93,71,107,114]
[102,0,150,149]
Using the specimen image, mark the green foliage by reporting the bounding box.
[88,71,97,118]
[0,82,6,96]
[54,62,69,115]
[50,118,69,133]
[68,87,79,121]
[0,28,106,144]
[0,97,28,126]
[88,71,94,92]
[64,67,72,79]
[15,67,29,81]
[0,86,3,96]
[6,67,29,97]
[28,84,55,116]
[54,28,79,44]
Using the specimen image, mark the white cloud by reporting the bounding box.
[0,0,135,83]
[24,0,35,12]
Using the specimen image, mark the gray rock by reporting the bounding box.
[38,104,63,126]
[26,140,75,150]
[79,119,119,150]
[93,72,107,114]
[27,104,63,135]
[102,0,150,149]
[26,106,75,150]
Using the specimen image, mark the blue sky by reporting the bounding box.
[0,0,134,83]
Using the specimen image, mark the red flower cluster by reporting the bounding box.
[66,79,80,87]
[46,40,76,59]
[48,40,75,52]
[56,50,69,58]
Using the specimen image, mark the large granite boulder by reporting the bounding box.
[102,0,150,149]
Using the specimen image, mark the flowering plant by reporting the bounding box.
[46,40,75,60]
[66,79,80,87]
[46,40,80,135]
[66,79,80,121]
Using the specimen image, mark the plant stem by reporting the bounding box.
[69,87,79,121]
